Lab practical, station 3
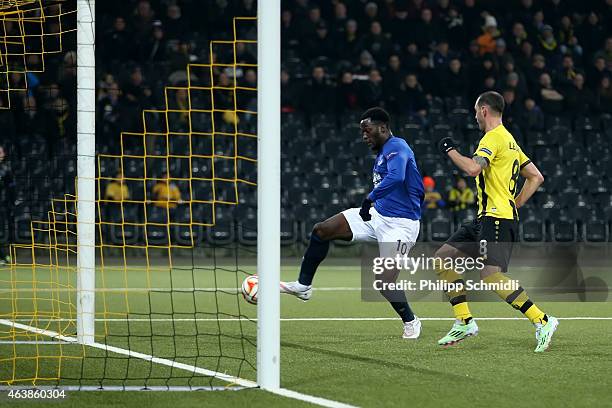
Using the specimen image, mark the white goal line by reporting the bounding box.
[0,287,362,293]
[9,317,612,322]
[0,318,357,408]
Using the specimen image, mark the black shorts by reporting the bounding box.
[446,216,518,272]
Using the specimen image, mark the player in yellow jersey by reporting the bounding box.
[435,91,558,352]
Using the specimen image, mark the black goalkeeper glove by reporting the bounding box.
[438,137,458,155]
[359,197,373,222]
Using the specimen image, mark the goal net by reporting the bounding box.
[0,1,267,390]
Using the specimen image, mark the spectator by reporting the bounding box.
[102,16,132,62]
[565,73,596,116]
[361,21,392,64]
[557,16,575,49]
[407,0,426,21]
[443,5,466,50]
[596,75,612,113]
[281,70,301,113]
[168,39,198,71]
[140,20,167,62]
[464,40,481,74]
[336,71,360,113]
[163,3,187,41]
[299,4,324,41]
[493,38,508,65]
[500,57,528,101]
[432,40,452,71]
[461,0,483,40]
[0,145,15,264]
[526,54,547,94]
[17,95,45,140]
[131,0,155,43]
[281,10,299,50]
[422,176,445,210]
[507,22,529,56]
[98,81,123,153]
[413,8,441,51]
[537,25,561,67]
[515,40,534,76]
[354,50,376,76]
[388,3,411,49]
[122,66,153,129]
[399,73,428,122]
[416,54,437,97]
[337,19,361,62]
[477,15,500,56]
[361,2,380,28]
[502,88,524,127]
[237,69,257,113]
[447,177,474,212]
[470,54,497,99]
[555,55,581,93]
[594,37,612,69]
[402,43,421,72]
[359,69,385,109]
[586,56,609,90]
[301,66,336,117]
[331,2,348,39]
[521,97,545,131]
[105,172,130,202]
[441,58,469,98]
[382,55,405,112]
[304,22,334,59]
[537,72,565,115]
[578,12,607,60]
[152,172,182,209]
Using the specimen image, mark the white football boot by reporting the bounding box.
[402,316,422,339]
[280,281,312,301]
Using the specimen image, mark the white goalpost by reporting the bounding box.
[76,0,96,345]
[256,0,281,391]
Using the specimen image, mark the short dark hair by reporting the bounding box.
[477,91,505,115]
[360,107,390,124]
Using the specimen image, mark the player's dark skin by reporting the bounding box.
[310,120,391,242]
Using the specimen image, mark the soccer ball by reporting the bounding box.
[241,275,258,305]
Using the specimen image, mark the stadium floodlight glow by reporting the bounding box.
[256,0,281,391]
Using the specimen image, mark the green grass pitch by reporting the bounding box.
[1,262,611,407]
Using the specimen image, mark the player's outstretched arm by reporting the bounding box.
[438,137,486,177]
[515,162,544,209]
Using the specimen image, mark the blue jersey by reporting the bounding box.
[367,136,424,220]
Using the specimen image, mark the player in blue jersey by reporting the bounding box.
[282,107,425,339]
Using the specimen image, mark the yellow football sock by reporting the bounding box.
[483,272,547,324]
[436,265,472,324]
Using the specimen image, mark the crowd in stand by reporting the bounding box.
[280,0,612,123]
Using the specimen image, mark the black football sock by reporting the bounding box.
[379,289,415,323]
[298,233,330,286]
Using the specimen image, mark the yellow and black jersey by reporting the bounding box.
[473,124,531,220]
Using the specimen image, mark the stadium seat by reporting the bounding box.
[551,211,577,242]
[205,206,235,245]
[145,206,169,245]
[520,216,546,242]
[237,206,257,246]
[583,214,609,243]
[427,209,452,242]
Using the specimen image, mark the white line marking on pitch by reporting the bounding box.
[0,319,357,408]
[0,287,362,292]
[10,317,612,322]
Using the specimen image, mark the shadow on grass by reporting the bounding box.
[279,339,476,387]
